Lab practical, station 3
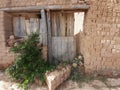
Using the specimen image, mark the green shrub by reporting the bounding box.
[6,33,55,90]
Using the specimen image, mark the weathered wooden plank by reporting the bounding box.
[30,18,34,33]
[66,13,74,36]
[52,12,73,37]
[40,9,48,46]
[54,13,57,36]
[39,18,42,44]
[47,10,52,64]
[62,37,67,61]
[69,37,76,60]
[51,12,57,36]
[1,5,90,12]
[52,37,55,60]
[32,18,36,32]
[20,17,26,37]
[72,37,76,59]
[25,19,31,35]
[52,37,63,61]
[52,37,59,63]
[67,37,71,61]
[66,37,69,61]
[14,16,40,37]
[52,37,76,62]
[13,17,20,37]
[30,18,40,33]
[57,37,62,61]
[60,13,66,36]
[66,13,69,36]
[67,37,73,61]
[51,12,74,37]
[33,18,40,33]
[70,13,74,36]
[57,12,61,36]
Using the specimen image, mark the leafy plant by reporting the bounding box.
[6,33,55,90]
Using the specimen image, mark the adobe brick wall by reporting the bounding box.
[0,11,14,69]
[0,0,120,75]
[0,0,86,8]
[80,0,120,75]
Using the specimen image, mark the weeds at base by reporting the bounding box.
[70,72,107,88]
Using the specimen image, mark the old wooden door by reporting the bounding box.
[51,12,76,63]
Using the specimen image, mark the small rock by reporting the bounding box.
[100,87,109,90]
[0,81,11,90]
[72,63,77,68]
[107,78,120,87]
[10,83,21,90]
[81,82,97,90]
[78,55,82,60]
[9,35,15,40]
[58,80,79,90]
[90,80,107,87]
[29,84,47,90]
[14,42,19,47]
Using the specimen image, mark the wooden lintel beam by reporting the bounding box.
[0,4,90,12]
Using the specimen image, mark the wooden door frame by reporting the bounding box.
[46,10,85,64]
[40,9,53,64]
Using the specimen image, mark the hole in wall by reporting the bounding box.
[74,12,85,35]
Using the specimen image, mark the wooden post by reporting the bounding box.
[46,9,52,64]
[40,9,48,45]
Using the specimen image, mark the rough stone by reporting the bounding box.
[45,65,71,90]
[90,80,107,87]
[100,88,110,90]
[81,82,97,90]
[106,78,120,87]
[58,80,79,90]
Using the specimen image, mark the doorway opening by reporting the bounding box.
[50,10,85,63]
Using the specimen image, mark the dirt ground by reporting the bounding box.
[0,70,120,90]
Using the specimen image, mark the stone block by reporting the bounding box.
[45,65,71,90]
